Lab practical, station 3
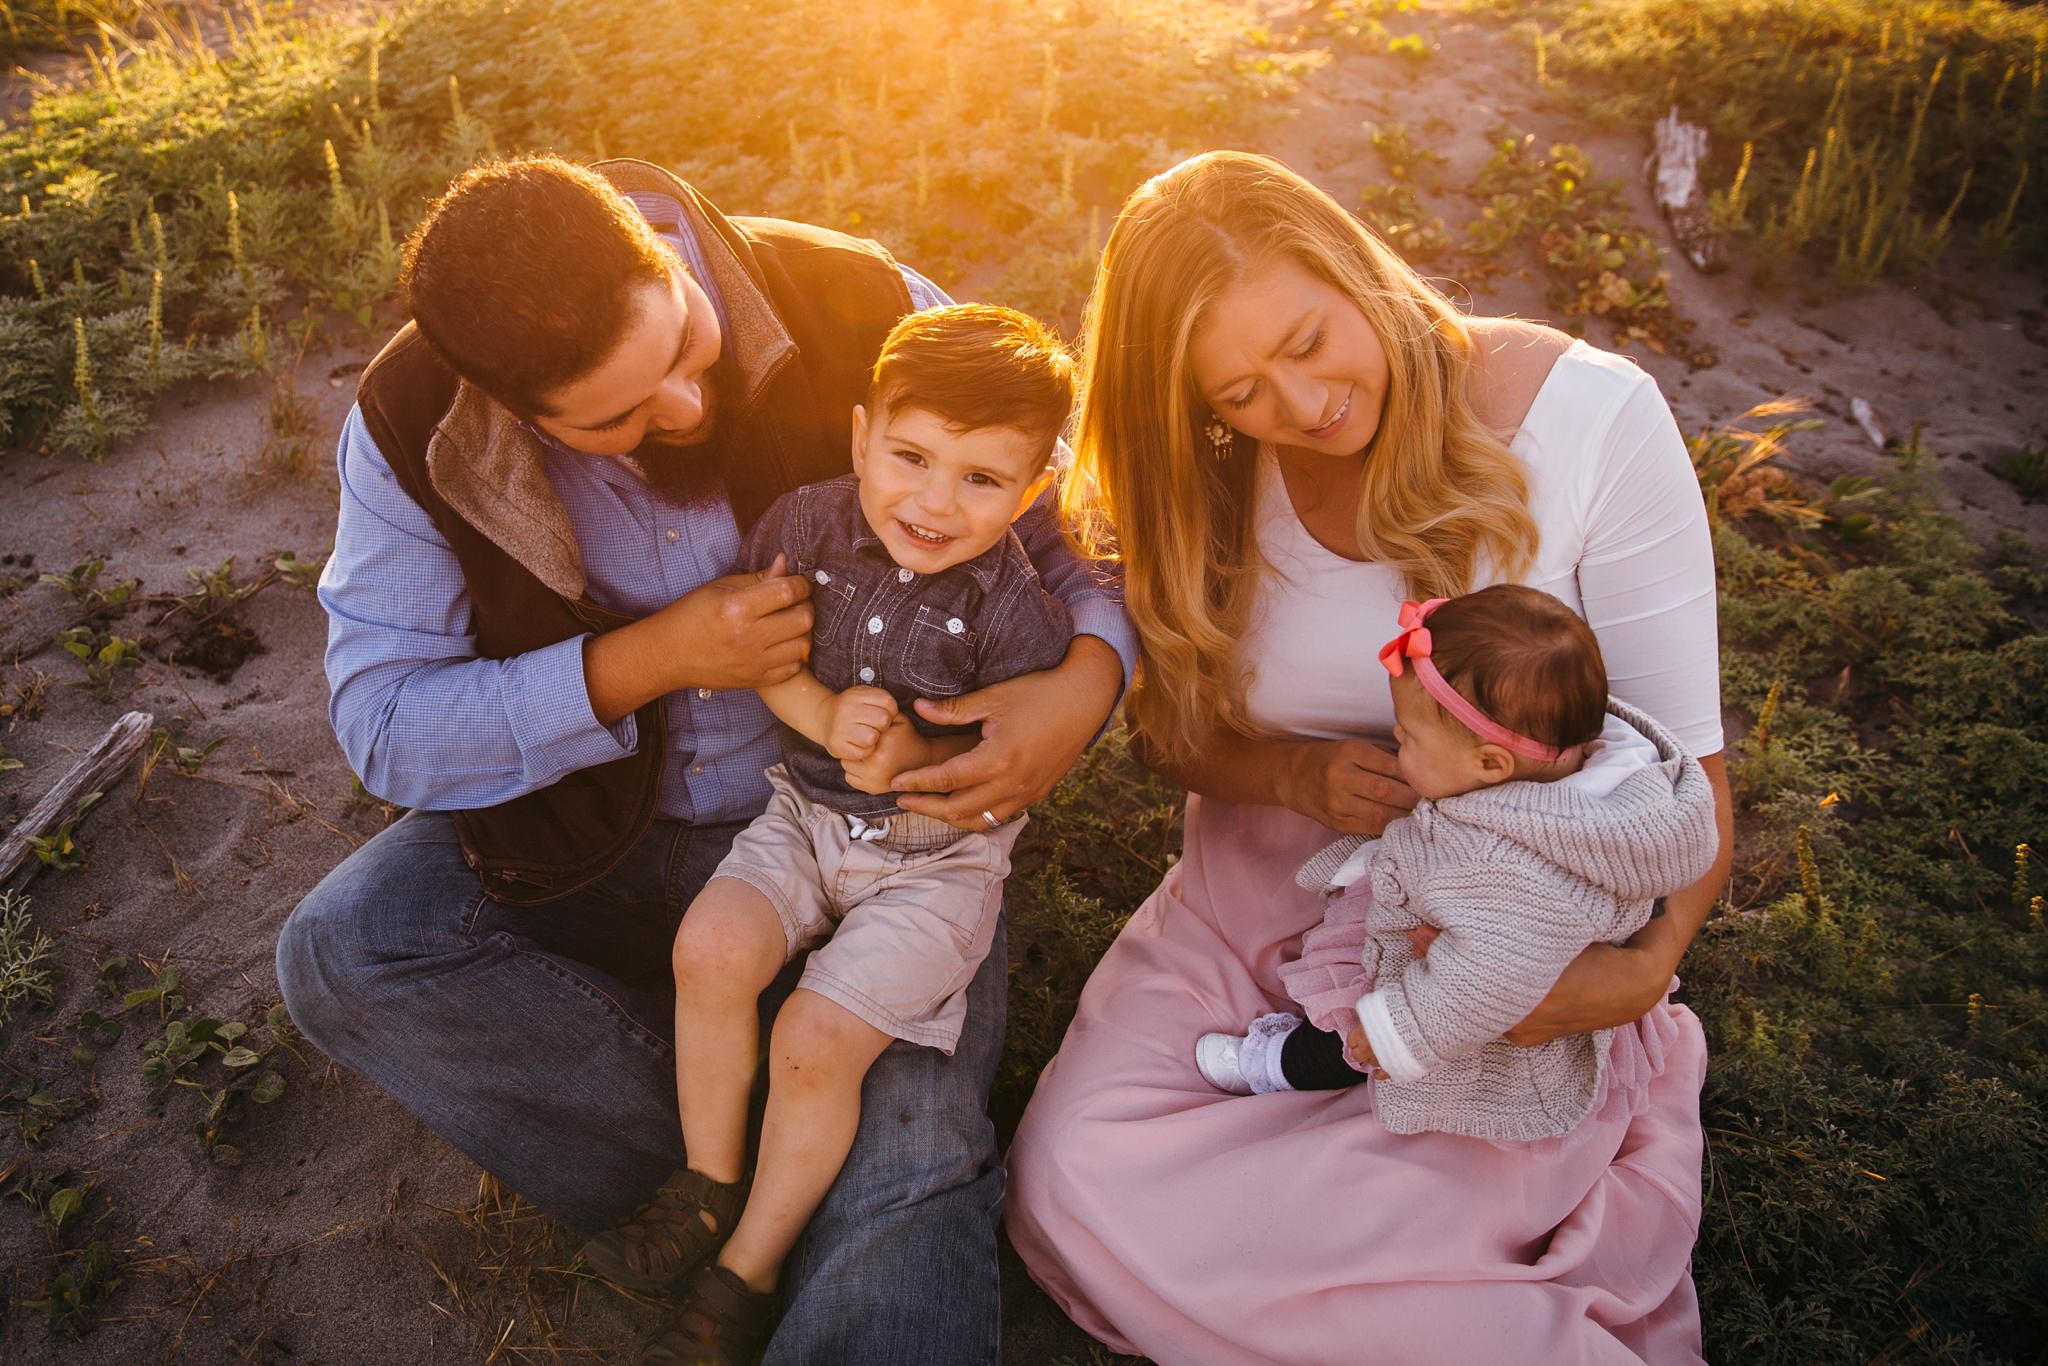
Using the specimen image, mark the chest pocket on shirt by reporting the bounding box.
[803,569,858,645]
[901,603,978,697]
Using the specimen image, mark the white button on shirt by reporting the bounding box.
[947,617,965,634]
[697,688,712,700]
[897,568,914,583]
[665,528,678,543]
[859,667,875,683]
[815,570,831,584]
[868,616,884,634]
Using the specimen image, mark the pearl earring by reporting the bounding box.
[1204,414,1234,461]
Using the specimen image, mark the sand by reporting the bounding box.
[2,5,2043,1362]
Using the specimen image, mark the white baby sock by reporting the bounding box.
[1238,1012,1303,1094]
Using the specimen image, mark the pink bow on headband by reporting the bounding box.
[1376,598,1446,680]
[1378,598,1568,763]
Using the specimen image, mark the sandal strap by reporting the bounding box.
[592,1169,745,1283]
[647,1169,744,1230]
[643,1266,776,1365]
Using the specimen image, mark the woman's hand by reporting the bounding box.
[1497,937,1676,1046]
[1399,919,1672,1046]
[1279,739,1416,835]
[1492,751,1734,1045]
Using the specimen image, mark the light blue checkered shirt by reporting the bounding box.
[319,203,1135,823]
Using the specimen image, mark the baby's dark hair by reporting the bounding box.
[1422,585,1608,751]
[869,304,1074,459]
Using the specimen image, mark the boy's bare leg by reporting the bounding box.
[671,877,790,1184]
[716,987,893,1292]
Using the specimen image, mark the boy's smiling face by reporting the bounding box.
[849,401,1053,574]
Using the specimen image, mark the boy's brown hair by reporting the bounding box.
[1423,584,1608,751]
[869,305,1075,461]
[401,155,674,418]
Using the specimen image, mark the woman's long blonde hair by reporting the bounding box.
[1064,150,1539,766]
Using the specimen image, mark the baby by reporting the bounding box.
[1196,584,1720,1142]
[584,305,1075,1359]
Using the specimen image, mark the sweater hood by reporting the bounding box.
[1427,699,1719,901]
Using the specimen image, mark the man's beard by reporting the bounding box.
[630,384,725,506]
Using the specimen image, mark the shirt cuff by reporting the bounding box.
[1356,989,1428,1083]
[1067,597,1139,700]
[502,635,640,782]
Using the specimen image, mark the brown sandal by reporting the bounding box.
[582,1168,746,1293]
[637,1264,777,1366]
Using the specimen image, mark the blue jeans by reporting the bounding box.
[275,809,1005,1364]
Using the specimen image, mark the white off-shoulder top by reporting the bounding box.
[1240,339,1725,757]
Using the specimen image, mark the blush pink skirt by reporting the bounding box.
[1006,793,1708,1365]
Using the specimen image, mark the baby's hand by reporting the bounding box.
[1345,1023,1387,1081]
[826,686,898,761]
[841,713,925,793]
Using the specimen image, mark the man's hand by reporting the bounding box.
[583,554,813,725]
[661,553,814,691]
[1281,738,1416,835]
[825,686,898,762]
[892,636,1121,830]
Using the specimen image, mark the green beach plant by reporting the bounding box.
[1490,0,2048,277]
[1,0,1316,455]
[0,891,58,1037]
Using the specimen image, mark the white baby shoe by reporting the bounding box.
[1195,1031,1253,1094]
[1195,1012,1302,1095]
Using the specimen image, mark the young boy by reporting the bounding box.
[583,305,1076,1362]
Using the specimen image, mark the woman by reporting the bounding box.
[1006,151,1732,1364]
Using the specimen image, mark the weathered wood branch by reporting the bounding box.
[0,710,153,887]
[1850,398,1889,449]
[1649,106,1726,274]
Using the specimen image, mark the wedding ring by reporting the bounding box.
[981,808,1000,829]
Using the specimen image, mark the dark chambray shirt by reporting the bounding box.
[740,475,1073,818]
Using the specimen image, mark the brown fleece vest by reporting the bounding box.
[355,160,912,904]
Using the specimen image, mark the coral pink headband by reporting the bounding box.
[1378,599,1568,762]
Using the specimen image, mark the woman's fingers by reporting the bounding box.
[1332,737,1401,776]
[1335,747,1416,810]
[1323,785,1408,835]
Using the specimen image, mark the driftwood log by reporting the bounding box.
[1648,106,1726,274]
[0,710,153,887]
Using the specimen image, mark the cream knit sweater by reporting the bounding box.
[1304,700,1719,1142]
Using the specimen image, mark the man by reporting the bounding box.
[274,155,1131,1362]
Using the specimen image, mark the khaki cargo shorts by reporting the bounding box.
[712,765,1022,1053]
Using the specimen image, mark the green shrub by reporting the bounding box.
[1691,438,2048,1363]
[0,0,154,63]
[1,0,1319,453]
[1490,0,2048,275]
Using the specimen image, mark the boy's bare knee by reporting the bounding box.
[672,886,782,993]
[771,991,887,1083]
